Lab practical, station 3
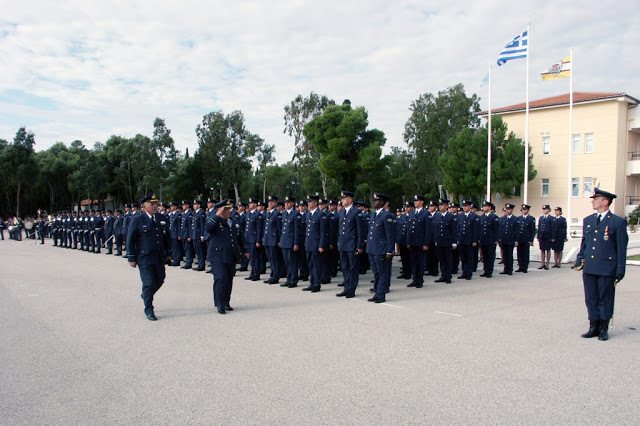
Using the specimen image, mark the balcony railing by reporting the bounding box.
[627,196,640,205]
[629,152,640,160]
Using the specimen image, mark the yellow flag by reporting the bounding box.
[541,56,571,80]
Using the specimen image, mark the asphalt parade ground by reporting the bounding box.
[2,241,639,425]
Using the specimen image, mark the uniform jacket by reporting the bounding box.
[396,213,408,245]
[366,209,396,255]
[537,215,553,240]
[191,208,205,241]
[203,209,216,241]
[498,215,520,245]
[458,212,480,245]
[432,211,458,247]
[406,208,432,246]
[576,211,628,277]
[263,209,281,247]
[206,214,246,264]
[122,211,131,236]
[305,208,329,252]
[295,211,307,247]
[551,216,567,241]
[105,215,114,236]
[478,212,500,245]
[327,211,338,247]
[169,211,181,239]
[114,215,123,235]
[517,215,536,244]
[126,212,172,266]
[244,209,263,245]
[338,205,366,252]
[280,208,300,249]
[180,210,192,240]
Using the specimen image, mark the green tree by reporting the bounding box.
[0,127,38,216]
[304,100,386,202]
[403,83,480,197]
[153,118,179,201]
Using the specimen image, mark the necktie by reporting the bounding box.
[597,214,601,225]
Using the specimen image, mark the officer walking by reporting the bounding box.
[335,190,366,298]
[127,193,173,321]
[366,193,396,303]
[515,204,536,273]
[574,189,628,341]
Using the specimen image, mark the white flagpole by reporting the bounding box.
[487,65,492,202]
[567,48,574,227]
[523,22,530,204]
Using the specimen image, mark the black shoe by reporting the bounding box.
[146,313,157,321]
[336,291,348,297]
[370,279,374,283]
[515,269,523,272]
[300,276,308,281]
[521,270,527,273]
[537,265,545,270]
[250,277,261,281]
[483,274,492,278]
[374,297,386,303]
[279,282,290,287]
[415,284,424,288]
[434,278,446,283]
[345,293,355,298]
[445,280,452,284]
[498,261,503,264]
[194,267,205,272]
[302,286,314,291]
[217,307,226,314]
[181,265,192,270]
[465,276,472,280]
[206,270,213,274]
[321,279,330,284]
[407,282,418,287]
[288,284,298,288]
[244,276,254,280]
[581,320,601,338]
[236,268,248,272]
[499,271,509,275]
[369,288,375,293]
[367,296,378,302]
[479,273,488,277]
[598,320,610,341]
[457,275,466,279]
[544,265,549,270]
[225,306,233,311]
[337,283,345,287]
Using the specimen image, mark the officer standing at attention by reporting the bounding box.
[206,199,249,314]
[302,194,328,293]
[168,202,182,266]
[574,189,628,341]
[366,193,396,303]
[121,204,131,257]
[537,204,553,270]
[498,203,519,275]
[180,200,194,269]
[327,199,340,279]
[127,193,172,321]
[114,209,124,255]
[203,197,217,274]
[396,201,412,280]
[405,194,431,289]
[551,207,568,268]
[515,204,536,273]
[279,196,300,288]
[243,197,263,282]
[263,195,282,284]
[296,200,309,282]
[335,190,366,298]
[104,209,115,254]
[478,201,500,278]
[237,202,250,272]
[191,199,206,271]
[432,198,458,284]
[458,200,480,280]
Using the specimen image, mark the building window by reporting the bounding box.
[583,177,593,197]
[542,178,549,197]
[542,136,551,155]
[585,133,594,153]
[572,134,581,154]
[572,178,579,197]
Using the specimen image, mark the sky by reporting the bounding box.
[1,0,638,164]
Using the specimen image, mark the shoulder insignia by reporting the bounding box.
[322,216,327,219]
[358,213,362,217]
[387,218,393,222]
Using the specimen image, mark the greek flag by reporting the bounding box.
[497,30,528,66]
[480,72,489,88]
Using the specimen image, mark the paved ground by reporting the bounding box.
[1,240,639,425]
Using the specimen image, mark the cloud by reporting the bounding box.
[0,0,638,165]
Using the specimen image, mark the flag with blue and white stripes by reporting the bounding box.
[497,30,528,66]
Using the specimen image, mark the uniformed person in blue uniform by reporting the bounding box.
[515,204,536,273]
[396,201,412,279]
[366,193,396,303]
[327,199,340,279]
[121,204,131,257]
[478,201,500,278]
[551,207,568,268]
[296,200,309,281]
[243,197,263,281]
[104,209,114,254]
[574,189,628,341]
[205,199,249,314]
[127,193,173,321]
[180,200,194,269]
[432,198,458,283]
[498,203,519,275]
[191,199,206,271]
[406,194,431,288]
[237,202,250,271]
[335,190,366,298]
[168,202,182,266]
[537,204,553,270]
[279,196,301,287]
[114,209,124,255]
[203,197,217,274]
[449,202,461,275]
[458,200,480,280]
[302,194,328,293]
[317,198,332,284]
[263,195,282,284]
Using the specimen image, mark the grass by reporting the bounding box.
[628,254,640,261]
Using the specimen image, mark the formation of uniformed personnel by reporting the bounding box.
[551,207,568,268]
[537,204,553,269]
[126,193,173,321]
[574,189,628,341]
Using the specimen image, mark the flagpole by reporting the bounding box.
[487,65,492,202]
[567,48,574,228]
[523,22,530,204]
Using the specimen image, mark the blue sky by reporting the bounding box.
[1,1,638,163]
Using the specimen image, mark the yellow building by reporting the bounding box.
[480,91,640,230]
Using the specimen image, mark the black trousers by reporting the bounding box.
[583,273,616,320]
[460,244,474,277]
[437,246,453,281]
[409,246,426,285]
[139,263,165,315]
[517,242,531,271]
[481,244,496,274]
[501,244,514,273]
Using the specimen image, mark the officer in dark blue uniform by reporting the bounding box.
[279,196,300,287]
[114,209,123,255]
[191,199,206,271]
[302,194,328,293]
[203,197,217,273]
[121,204,131,257]
[432,198,458,283]
[498,203,519,275]
[237,202,249,271]
[180,200,194,269]
[263,195,282,284]
[574,189,628,341]
[515,204,536,272]
[551,207,568,268]
[458,200,480,280]
[537,204,553,269]
[206,199,249,314]
[426,201,439,276]
[366,193,396,303]
[317,198,333,284]
[478,201,500,278]
[396,201,412,279]
[296,200,309,281]
[335,190,366,298]
[127,193,172,321]
[168,201,182,266]
[449,202,461,274]
[327,199,340,279]
[243,197,263,281]
[104,209,114,254]
[405,194,431,288]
